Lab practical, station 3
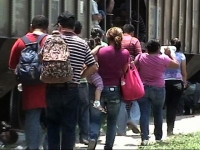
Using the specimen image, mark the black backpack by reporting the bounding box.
[16,34,47,85]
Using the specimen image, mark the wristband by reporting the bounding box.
[93,101,100,107]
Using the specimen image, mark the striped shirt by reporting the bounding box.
[62,32,96,84]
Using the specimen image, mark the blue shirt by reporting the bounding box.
[164,52,186,80]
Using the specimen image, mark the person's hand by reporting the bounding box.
[130,61,135,69]
[164,47,171,56]
[183,82,188,89]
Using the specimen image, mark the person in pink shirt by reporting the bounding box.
[134,39,179,146]
[117,24,142,136]
[88,27,130,150]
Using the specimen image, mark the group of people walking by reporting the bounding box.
[8,10,187,150]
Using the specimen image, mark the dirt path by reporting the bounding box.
[1,115,200,150]
[76,114,200,149]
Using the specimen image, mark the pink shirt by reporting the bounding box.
[97,46,130,86]
[135,53,171,87]
[122,34,142,59]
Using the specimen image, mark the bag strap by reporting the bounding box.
[36,34,47,44]
[21,34,47,45]
[21,36,31,45]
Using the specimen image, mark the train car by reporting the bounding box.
[0,0,92,129]
[0,0,200,130]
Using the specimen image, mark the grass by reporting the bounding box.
[139,132,200,149]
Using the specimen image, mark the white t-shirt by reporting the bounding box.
[92,0,99,15]
[91,0,100,28]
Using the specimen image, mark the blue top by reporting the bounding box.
[164,52,186,80]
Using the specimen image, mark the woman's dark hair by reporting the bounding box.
[91,28,104,38]
[146,39,161,53]
[31,15,49,30]
[171,38,181,52]
[74,20,82,34]
[122,24,135,33]
[106,27,123,50]
[87,38,101,49]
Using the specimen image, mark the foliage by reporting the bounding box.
[139,132,200,149]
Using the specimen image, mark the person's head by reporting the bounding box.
[146,39,161,54]
[56,11,76,31]
[74,20,82,35]
[30,15,49,32]
[123,24,135,36]
[171,38,181,52]
[91,28,104,39]
[106,27,123,50]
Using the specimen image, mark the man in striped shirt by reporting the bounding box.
[46,11,97,150]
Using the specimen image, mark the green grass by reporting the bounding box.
[139,132,200,149]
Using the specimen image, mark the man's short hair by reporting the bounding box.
[123,24,135,33]
[74,21,82,35]
[56,11,75,29]
[31,15,49,30]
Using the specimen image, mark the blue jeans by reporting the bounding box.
[117,101,140,135]
[89,85,121,149]
[78,83,89,140]
[138,85,165,141]
[25,109,42,149]
[46,85,79,150]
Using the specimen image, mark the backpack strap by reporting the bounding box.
[36,34,48,44]
[21,36,31,45]
[21,34,47,45]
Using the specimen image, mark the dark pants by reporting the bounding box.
[89,85,121,149]
[78,82,89,140]
[46,85,79,150]
[165,80,184,132]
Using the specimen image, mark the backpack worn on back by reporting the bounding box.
[40,31,73,83]
[17,34,47,85]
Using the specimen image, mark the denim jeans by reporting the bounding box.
[25,108,42,149]
[117,101,140,135]
[78,83,89,140]
[138,85,165,141]
[89,85,121,149]
[46,85,79,150]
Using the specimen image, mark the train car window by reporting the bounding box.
[0,0,10,37]
[31,0,46,17]
[11,0,29,37]
[48,0,62,32]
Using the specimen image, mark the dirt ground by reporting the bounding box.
[1,114,200,150]
[76,114,200,149]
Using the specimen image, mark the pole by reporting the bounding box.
[136,0,140,39]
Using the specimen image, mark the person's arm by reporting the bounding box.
[90,45,104,56]
[9,39,24,74]
[123,50,131,73]
[106,0,115,14]
[164,48,179,69]
[81,63,98,78]
[181,54,187,87]
[134,40,142,56]
[167,55,179,69]
[81,44,98,78]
